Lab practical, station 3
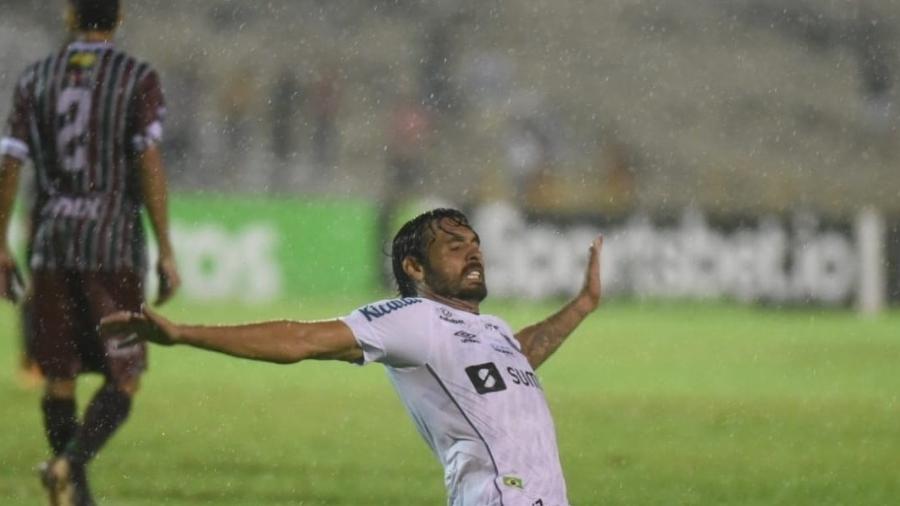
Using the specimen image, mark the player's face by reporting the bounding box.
[423,218,487,303]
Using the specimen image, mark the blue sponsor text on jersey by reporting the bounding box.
[358,298,423,322]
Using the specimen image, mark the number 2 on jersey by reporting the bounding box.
[56,87,92,173]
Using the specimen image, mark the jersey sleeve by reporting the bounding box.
[130,68,166,152]
[0,68,34,162]
[340,298,433,368]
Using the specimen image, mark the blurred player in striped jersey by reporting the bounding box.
[0,1,180,504]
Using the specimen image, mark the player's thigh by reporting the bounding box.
[82,271,144,316]
[29,270,81,380]
[82,271,147,386]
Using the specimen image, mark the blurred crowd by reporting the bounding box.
[1,0,898,215]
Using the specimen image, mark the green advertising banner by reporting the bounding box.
[7,194,380,302]
[152,194,380,302]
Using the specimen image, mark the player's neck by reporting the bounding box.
[419,289,480,315]
[76,31,115,44]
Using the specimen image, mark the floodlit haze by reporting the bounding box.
[2,0,898,213]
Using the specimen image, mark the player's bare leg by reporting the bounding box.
[16,354,44,390]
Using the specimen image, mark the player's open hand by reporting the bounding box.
[576,235,603,313]
[100,304,179,347]
[0,249,24,303]
[155,255,181,306]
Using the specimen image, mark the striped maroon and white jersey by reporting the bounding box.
[0,41,165,273]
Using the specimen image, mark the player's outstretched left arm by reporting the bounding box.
[100,305,364,364]
[515,235,603,370]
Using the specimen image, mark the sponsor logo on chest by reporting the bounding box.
[41,196,104,220]
[358,298,422,321]
[464,362,542,394]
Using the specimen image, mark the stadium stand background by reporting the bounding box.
[1,0,898,216]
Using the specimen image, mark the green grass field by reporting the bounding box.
[1,298,899,505]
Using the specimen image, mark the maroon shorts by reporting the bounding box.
[31,270,147,384]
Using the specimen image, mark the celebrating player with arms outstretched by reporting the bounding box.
[102,208,602,506]
[0,1,180,504]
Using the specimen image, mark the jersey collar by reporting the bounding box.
[68,40,115,51]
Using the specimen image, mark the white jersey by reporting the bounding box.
[342,297,569,506]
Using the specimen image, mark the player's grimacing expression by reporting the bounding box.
[422,218,487,303]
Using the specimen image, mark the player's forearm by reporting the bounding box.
[0,156,22,250]
[516,294,596,369]
[169,319,361,364]
[171,320,325,364]
[137,146,174,257]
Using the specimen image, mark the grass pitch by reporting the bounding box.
[1,298,898,505]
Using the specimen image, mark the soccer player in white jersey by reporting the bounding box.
[101,208,603,506]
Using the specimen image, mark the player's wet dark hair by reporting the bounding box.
[72,0,120,31]
[391,208,473,297]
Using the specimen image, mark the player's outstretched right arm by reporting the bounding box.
[100,306,364,364]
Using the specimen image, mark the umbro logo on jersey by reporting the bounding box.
[358,298,422,322]
[454,330,480,343]
[465,362,507,394]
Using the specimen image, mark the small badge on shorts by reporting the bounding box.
[502,475,524,489]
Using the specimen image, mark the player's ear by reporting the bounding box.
[402,256,425,284]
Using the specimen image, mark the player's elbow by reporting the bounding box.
[279,322,329,363]
[275,333,315,364]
